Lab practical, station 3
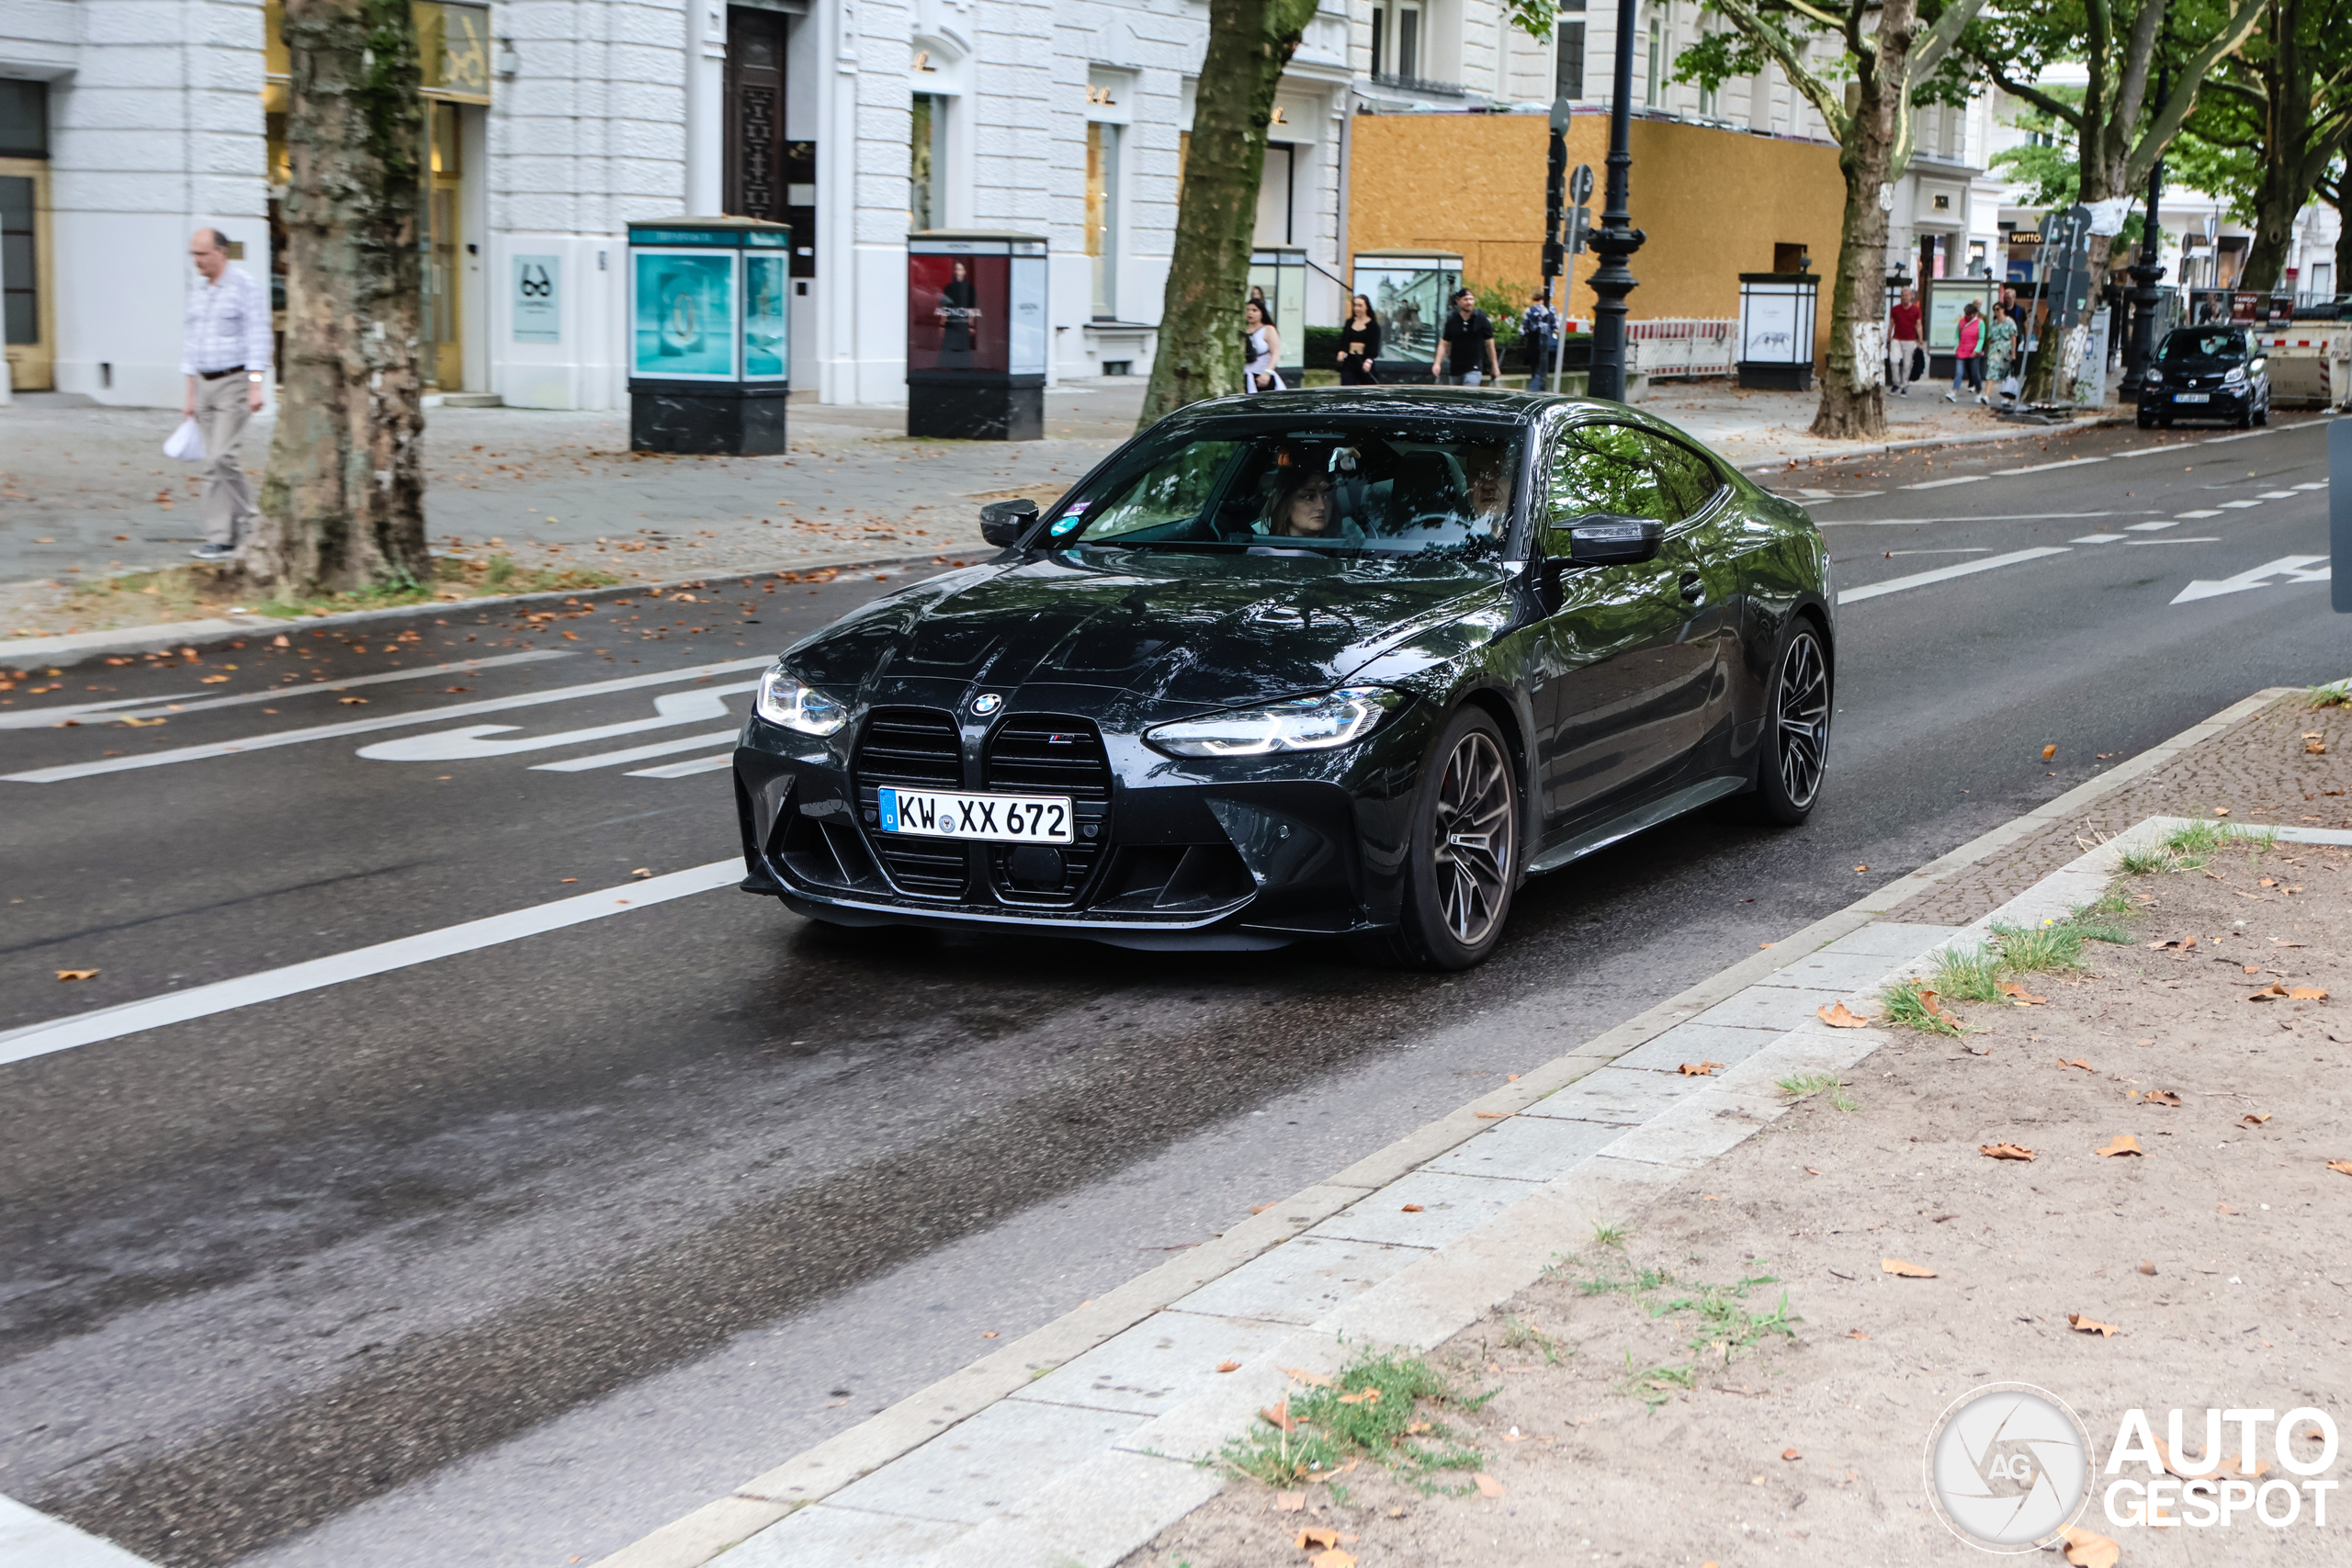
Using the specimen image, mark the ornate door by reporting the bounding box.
[724,9,790,222]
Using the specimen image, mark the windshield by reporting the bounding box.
[2158,331,2248,366]
[1046,420,1523,558]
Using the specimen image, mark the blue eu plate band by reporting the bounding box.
[878,786,900,832]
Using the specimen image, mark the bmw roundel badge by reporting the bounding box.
[971,693,1003,716]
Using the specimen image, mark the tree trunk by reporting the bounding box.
[1806,6,1908,440]
[1136,0,1318,429]
[247,0,431,595]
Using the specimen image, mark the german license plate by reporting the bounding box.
[877,787,1073,844]
[2175,392,2210,403]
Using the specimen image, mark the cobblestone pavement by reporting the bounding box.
[1892,685,2352,924]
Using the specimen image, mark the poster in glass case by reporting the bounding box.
[743,253,789,381]
[908,253,1009,374]
[632,250,736,380]
[1008,254,1047,376]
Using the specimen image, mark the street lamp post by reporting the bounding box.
[1585,0,1646,400]
[2122,59,2169,402]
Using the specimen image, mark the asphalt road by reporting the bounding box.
[1,412,2344,1568]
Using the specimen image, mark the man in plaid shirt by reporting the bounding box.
[182,229,271,561]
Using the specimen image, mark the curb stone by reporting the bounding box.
[1732,412,2136,474]
[589,685,2298,1568]
[0,549,952,671]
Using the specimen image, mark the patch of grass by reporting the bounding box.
[1990,918,2089,976]
[1775,1071,1846,1100]
[2309,678,2352,708]
[1591,1220,1628,1249]
[1881,977,1966,1037]
[2118,846,2174,876]
[1828,1087,1860,1112]
[1501,1315,1564,1364]
[1586,1268,1802,1407]
[1216,1348,1492,1490]
[1928,942,2008,1003]
[2164,820,2226,858]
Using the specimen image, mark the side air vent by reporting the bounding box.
[983,716,1112,904]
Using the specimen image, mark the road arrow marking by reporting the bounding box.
[2171,555,2331,604]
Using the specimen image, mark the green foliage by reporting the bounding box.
[1474,282,1537,351]
[1582,1266,1800,1407]
[1503,0,1557,43]
[1671,28,1768,95]
[1216,1350,1492,1490]
[1989,918,2090,976]
[1929,942,2009,1002]
[1775,1071,1846,1099]
[1882,978,1966,1037]
[2310,679,2352,708]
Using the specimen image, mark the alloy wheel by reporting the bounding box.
[1774,631,1830,809]
[1431,729,1515,946]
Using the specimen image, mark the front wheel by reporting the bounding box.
[1739,620,1831,827]
[1370,707,1521,971]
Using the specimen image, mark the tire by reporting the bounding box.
[2255,396,2269,426]
[2137,409,2156,430]
[1367,706,1520,971]
[2235,398,2255,429]
[1736,618,1832,827]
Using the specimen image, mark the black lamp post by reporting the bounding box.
[1586,0,1646,400]
[2121,57,2169,401]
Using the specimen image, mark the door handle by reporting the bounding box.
[1679,571,1706,606]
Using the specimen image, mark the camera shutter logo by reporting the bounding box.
[1924,1383,2092,1551]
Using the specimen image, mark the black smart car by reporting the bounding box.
[733,389,1834,969]
[2140,326,2270,429]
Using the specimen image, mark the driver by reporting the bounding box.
[1272,468,1338,536]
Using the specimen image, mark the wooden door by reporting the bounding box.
[725,8,790,222]
[1,160,51,391]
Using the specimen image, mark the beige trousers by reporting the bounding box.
[195,372,259,546]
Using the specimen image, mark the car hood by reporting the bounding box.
[786,547,1513,709]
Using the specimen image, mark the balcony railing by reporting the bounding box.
[1368,71,1465,98]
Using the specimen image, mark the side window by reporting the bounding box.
[1653,439,1724,519]
[1548,423,1679,525]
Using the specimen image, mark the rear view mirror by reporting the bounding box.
[980,498,1039,548]
[1553,513,1664,566]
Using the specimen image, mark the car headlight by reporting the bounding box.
[1147,687,1402,758]
[2222,366,2246,387]
[2143,367,2163,384]
[755,666,849,736]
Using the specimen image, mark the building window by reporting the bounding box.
[1555,1,1586,101]
[910,93,948,231]
[1086,120,1121,319]
[0,79,47,158]
[1374,0,1420,79]
[1645,18,1662,107]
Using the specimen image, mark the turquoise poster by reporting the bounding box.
[744,254,788,381]
[633,250,736,378]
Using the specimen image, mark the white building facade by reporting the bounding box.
[0,0,2008,409]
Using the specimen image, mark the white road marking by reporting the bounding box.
[2172,554,2331,604]
[532,729,741,772]
[1786,487,1886,502]
[2128,537,2222,544]
[628,753,736,779]
[2106,446,2183,458]
[3,656,774,784]
[2198,429,2277,445]
[1815,511,2151,527]
[2125,521,2178,532]
[2293,481,2329,491]
[0,1493,158,1566]
[0,861,743,1067]
[2072,535,2126,545]
[2219,499,2264,509]
[2176,509,2223,518]
[1885,548,1991,557]
[1993,456,2108,475]
[1837,547,2071,605]
[0,651,572,731]
[356,683,757,762]
[1898,474,1988,491]
[2257,491,2298,500]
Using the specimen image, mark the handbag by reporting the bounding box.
[164,417,206,461]
[1998,375,2022,398]
[1911,346,1928,380]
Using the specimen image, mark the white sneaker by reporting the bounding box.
[190,542,235,561]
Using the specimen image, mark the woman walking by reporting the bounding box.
[1242,299,1284,393]
[1946,300,1984,403]
[1984,303,2019,408]
[1337,295,1382,385]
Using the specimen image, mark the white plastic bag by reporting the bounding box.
[164,418,206,461]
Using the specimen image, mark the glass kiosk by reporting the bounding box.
[626,216,791,454]
[1736,271,1819,390]
[908,231,1049,440]
[1351,251,1461,383]
[1248,246,1307,387]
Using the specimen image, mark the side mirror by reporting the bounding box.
[980,498,1040,548]
[1552,513,1664,566]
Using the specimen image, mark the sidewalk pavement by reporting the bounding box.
[583,684,2346,1568]
[2,378,2091,644]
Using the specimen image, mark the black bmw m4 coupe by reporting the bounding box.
[733,388,1834,968]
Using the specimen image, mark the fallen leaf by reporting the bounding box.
[1678,1060,1725,1076]
[1853,863,1870,873]
[1336,1388,1383,1405]
[1216,1359,1241,1373]
[2143,1089,2182,1107]
[2308,740,2328,755]
[1251,1202,1277,1213]
[1399,1203,1425,1213]
[2040,744,2057,760]
[2215,807,2232,817]
[1979,1142,2037,1161]
[2138,1259,2157,1275]
[1881,1258,1938,1278]
[1996,982,2047,1006]
[1915,987,1963,1027]
[2061,1523,2120,1568]
[981,1331,998,1338]
[1281,1367,1333,1387]
[2067,1313,2123,1337]
[1274,1491,1306,1512]
[337,695,368,705]
[1804,1166,1824,1175]
[1296,1527,1340,1549]
[2095,1134,2144,1157]
[271,634,289,647]
[630,867,652,878]
[2290,987,2329,1001]
[1406,1419,1431,1435]
[1472,1110,1512,1121]
[1260,1404,1302,1432]
[1472,1473,1506,1498]
[1310,1551,1357,1568]
[2147,935,2199,950]
[54,968,98,981]
[1817,1001,1871,1029]
[2218,1201,2242,1213]
[1847,1328,1870,1339]
[1781,1447,1803,1461]
[2059,1058,2096,1072]
[2327,1160,2352,1178]
[2248,982,2291,1001]
[198,674,230,684]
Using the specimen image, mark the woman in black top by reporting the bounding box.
[935,259,980,367]
[1338,295,1382,385]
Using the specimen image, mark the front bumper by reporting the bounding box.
[732,700,1433,949]
[2160,385,2254,414]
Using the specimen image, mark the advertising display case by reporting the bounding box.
[1248,246,1307,387]
[625,216,791,454]
[909,231,1048,440]
[1351,251,1462,382]
[1736,271,1819,390]
[1924,276,1997,378]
